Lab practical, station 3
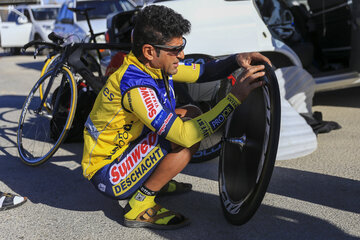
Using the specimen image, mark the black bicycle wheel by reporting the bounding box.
[17,66,78,166]
[218,62,281,225]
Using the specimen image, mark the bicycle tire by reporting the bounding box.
[218,62,281,225]
[17,66,78,166]
[41,54,61,76]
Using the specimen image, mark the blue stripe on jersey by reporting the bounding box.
[151,108,177,137]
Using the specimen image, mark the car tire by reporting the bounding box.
[10,47,21,55]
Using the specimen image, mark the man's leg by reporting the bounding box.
[144,104,201,191]
[123,105,201,229]
[123,142,198,229]
[143,142,198,191]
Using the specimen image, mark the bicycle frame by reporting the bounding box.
[22,36,131,93]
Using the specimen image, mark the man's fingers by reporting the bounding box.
[249,78,264,90]
[244,71,265,84]
[252,52,272,67]
[240,65,265,82]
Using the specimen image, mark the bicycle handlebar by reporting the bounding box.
[78,42,132,51]
[22,40,131,55]
[21,40,62,54]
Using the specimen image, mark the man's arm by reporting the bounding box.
[172,52,271,83]
[172,55,238,83]
[122,87,240,148]
[122,64,265,148]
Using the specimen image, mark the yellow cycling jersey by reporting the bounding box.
[81,52,240,179]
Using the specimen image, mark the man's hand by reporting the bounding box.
[230,64,265,103]
[236,52,271,69]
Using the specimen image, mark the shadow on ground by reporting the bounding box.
[313,86,360,108]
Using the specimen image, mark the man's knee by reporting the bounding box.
[170,141,199,162]
[175,104,202,119]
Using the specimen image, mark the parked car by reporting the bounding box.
[105,0,360,93]
[0,4,60,54]
[103,0,358,160]
[53,0,136,43]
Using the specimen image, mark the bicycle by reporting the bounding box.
[17,32,131,166]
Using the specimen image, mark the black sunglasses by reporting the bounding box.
[152,37,187,55]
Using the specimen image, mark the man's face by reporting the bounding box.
[152,36,185,76]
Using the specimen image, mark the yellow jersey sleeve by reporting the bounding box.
[172,63,202,83]
[123,87,240,148]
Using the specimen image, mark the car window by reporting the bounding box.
[56,3,74,23]
[76,0,135,21]
[7,11,20,22]
[32,7,59,21]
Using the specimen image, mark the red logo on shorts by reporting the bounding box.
[109,132,158,184]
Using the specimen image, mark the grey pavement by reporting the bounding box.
[0,52,359,240]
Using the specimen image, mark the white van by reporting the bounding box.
[0,4,60,54]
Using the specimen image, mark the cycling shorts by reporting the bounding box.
[90,131,171,200]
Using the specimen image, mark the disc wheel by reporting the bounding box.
[17,67,77,166]
[218,62,281,225]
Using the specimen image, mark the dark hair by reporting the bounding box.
[132,5,191,57]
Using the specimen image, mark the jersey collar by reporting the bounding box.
[126,51,163,79]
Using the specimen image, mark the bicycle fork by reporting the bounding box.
[36,69,67,119]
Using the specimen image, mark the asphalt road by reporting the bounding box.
[0,52,359,240]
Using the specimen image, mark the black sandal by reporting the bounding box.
[157,180,192,196]
[0,192,27,211]
[124,203,190,229]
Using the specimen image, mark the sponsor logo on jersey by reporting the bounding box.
[151,109,167,130]
[103,87,115,101]
[105,124,133,160]
[209,104,234,131]
[226,94,239,107]
[127,91,134,111]
[139,87,161,119]
[158,113,173,136]
[112,143,164,196]
[196,119,210,137]
[98,183,106,192]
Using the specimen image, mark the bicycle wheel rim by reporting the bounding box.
[40,54,61,77]
[17,67,77,166]
[218,62,281,225]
